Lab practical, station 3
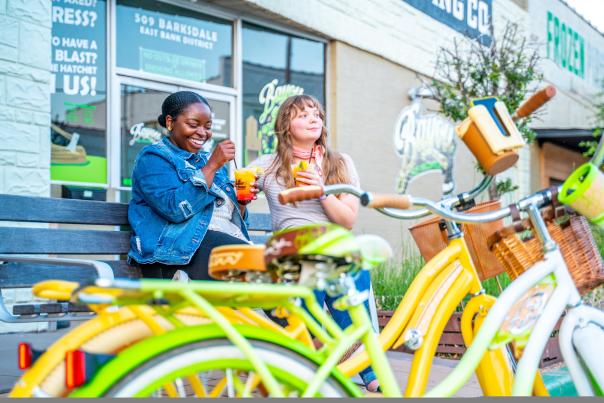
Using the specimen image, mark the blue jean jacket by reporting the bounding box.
[128,137,250,265]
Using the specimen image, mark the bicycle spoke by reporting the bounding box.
[187,374,207,397]
[208,376,227,397]
[231,372,248,397]
[162,382,179,398]
[226,369,235,397]
[244,372,262,396]
[174,378,186,397]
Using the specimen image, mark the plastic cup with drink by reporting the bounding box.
[291,160,316,187]
[235,167,263,203]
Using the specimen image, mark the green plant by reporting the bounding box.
[371,245,424,311]
[431,21,543,197]
[371,243,511,311]
[590,223,604,259]
[579,81,604,162]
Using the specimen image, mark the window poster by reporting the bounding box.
[50,0,107,185]
[116,0,233,86]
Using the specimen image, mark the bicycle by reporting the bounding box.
[277,176,604,396]
[36,177,601,397]
[12,88,556,397]
[10,269,315,397]
[12,179,515,398]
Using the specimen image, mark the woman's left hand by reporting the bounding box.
[237,177,260,206]
[294,169,323,187]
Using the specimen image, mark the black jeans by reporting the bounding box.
[139,230,248,280]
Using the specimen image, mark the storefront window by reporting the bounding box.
[242,23,325,164]
[50,0,107,185]
[120,85,232,190]
[116,0,233,86]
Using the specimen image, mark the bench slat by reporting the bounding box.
[247,213,272,232]
[0,194,129,225]
[0,228,131,254]
[0,261,141,288]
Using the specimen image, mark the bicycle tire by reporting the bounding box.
[72,332,359,397]
[11,309,209,397]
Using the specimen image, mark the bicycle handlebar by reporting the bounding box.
[279,184,558,224]
[512,85,557,120]
[278,175,494,220]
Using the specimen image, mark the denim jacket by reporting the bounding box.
[128,137,250,265]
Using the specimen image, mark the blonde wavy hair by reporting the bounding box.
[267,95,351,188]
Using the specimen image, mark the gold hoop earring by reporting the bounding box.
[167,125,172,132]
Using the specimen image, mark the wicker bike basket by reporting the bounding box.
[487,205,604,295]
[409,200,506,281]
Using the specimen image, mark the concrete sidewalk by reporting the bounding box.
[0,327,482,396]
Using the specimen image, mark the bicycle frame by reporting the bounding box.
[423,204,604,397]
[338,236,517,396]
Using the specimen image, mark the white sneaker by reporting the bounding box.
[172,270,190,283]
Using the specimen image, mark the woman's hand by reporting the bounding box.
[238,177,260,206]
[294,169,323,187]
[207,140,236,170]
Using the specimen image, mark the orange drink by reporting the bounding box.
[235,168,260,202]
[291,161,314,187]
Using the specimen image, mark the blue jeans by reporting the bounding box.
[307,269,377,386]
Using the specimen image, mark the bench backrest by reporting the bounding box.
[0,194,272,288]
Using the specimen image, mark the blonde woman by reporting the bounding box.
[248,95,380,392]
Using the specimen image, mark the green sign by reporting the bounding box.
[257,79,304,155]
[140,48,205,82]
[546,10,585,78]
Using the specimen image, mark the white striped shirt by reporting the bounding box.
[247,153,360,232]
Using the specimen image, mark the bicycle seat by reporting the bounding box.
[208,244,270,282]
[264,223,362,286]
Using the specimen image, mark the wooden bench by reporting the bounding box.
[0,194,272,323]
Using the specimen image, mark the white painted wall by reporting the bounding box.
[243,0,602,128]
[0,0,51,196]
[0,0,52,333]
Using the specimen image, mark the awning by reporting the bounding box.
[535,128,598,153]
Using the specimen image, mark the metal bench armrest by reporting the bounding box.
[0,255,113,323]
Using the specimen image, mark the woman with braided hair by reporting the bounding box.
[127,91,258,280]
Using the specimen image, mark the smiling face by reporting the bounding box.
[166,102,212,153]
[288,104,324,148]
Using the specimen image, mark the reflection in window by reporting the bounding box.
[51,0,107,185]
[120,85,170,188]
[242,23,325,164]
[116,0,233,86]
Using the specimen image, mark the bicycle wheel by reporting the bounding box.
[10,307,210,397]
[70,325,361,398]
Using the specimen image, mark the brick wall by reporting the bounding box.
[0,0,51,197]
[0,0,51,333]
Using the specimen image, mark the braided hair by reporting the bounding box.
[157,91,211,128]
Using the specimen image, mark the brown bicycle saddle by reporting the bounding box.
[263,224,361,285]
[208,244,270,282]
